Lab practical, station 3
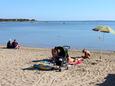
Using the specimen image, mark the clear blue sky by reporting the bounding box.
[0,0,115,21]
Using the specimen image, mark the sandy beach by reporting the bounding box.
[0,46,115,86]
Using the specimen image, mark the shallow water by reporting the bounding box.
[0,21,115,51]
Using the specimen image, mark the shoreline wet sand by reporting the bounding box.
[0,46,115,86]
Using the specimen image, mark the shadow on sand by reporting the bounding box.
[22,64,55,71]
[97,74,115,86]
[22,59,58,71]
[1,46,17,49]
[32,58,52,63]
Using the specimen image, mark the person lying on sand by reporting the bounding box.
[68,57,83,65]
[67,49,91,65]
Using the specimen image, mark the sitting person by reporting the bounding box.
[52,48,58,58]
[7,40,12,48]
[51,46,69,66]
[81,49,91,59]
[51,47,64,62]
[12,39,20,49]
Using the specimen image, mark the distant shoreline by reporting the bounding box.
[0,19,115,22]
[0,18,36,22]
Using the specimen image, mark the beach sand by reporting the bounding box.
[0,46,115,86]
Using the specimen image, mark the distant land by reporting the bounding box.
[0,18,36,22]
[0,19,115,22]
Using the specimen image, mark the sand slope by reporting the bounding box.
[0,47,115,86]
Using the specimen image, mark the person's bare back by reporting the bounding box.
[82,49,91,59]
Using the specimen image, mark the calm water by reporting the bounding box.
[0,21,115,51]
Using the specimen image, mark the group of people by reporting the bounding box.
[7,39,20,49]
[7,39,90,64]
[51,47,91,65]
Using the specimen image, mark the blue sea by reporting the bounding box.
[0,21,115,51]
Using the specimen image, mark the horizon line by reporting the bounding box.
[37,20,115,22]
